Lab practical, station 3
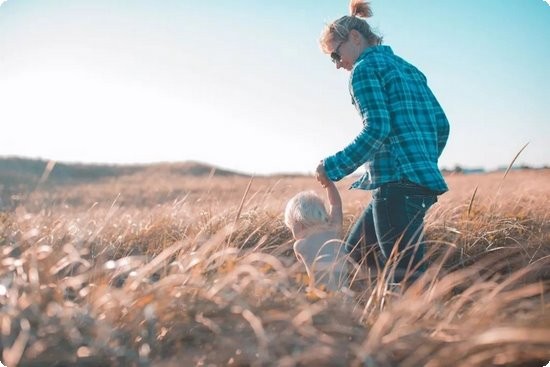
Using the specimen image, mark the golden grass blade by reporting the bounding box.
[499,141,529,188]
[241,308,269,360]
[467,185,478,218]
[37,160,56,186]
[226,174,254,246]
[2,319,30,367]
[491,141,530,213]
[235,175,254,224]
[125,240,185,291]
[473,327,550,345]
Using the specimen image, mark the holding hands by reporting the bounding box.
[316,161,330,188]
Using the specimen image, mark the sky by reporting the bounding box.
[1,0,549,175]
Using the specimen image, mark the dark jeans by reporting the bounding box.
[345,181,438,283]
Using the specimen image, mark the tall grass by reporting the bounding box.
[0,169,549,366]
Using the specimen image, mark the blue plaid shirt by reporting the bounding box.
[323,46,449,194]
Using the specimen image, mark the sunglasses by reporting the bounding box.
[330,38,347,64]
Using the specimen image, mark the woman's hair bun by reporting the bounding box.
[349,0,373,18]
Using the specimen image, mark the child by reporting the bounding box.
[284,177,349,291]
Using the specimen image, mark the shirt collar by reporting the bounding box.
[356,45,393,63]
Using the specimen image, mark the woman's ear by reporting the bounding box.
[350,29,362,45]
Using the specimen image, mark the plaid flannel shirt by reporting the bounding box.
[323,46,449,194]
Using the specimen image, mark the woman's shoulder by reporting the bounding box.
[351,58,382,84]
[353,46,399,75]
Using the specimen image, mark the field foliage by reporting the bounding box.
[1,167,549,366]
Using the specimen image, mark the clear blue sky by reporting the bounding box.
[1,0,549,174]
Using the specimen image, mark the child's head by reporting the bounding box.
[284,191,329,238]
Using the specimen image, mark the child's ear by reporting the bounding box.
[291,222,304,239]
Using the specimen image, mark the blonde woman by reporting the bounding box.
[316,0,450,283]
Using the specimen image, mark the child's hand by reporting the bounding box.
[316,161,330,187]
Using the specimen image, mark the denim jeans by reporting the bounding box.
[345,181,438,283]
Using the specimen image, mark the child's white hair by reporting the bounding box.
[284,191,329,231]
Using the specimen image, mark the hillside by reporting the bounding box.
[0,157,246,207]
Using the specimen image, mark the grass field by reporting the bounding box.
[1,168,549,366]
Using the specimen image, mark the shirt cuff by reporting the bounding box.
[323,156,343,181]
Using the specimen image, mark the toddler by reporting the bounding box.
[284,179,348,291]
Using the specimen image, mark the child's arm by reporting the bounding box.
[325,180,343,228]
[316,162,343,228]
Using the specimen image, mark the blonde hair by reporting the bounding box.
[320,0,382,54]
[284,191,329,231]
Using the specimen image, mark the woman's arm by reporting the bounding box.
[323,65,391,181]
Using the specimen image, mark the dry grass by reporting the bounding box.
[1,169,549,366]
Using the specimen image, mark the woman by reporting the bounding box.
[316,0,450,283]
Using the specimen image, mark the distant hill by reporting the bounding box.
[0,157,246,203]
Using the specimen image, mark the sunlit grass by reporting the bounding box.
[1,169,549,366]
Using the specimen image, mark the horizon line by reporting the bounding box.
[1,154,548,176]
